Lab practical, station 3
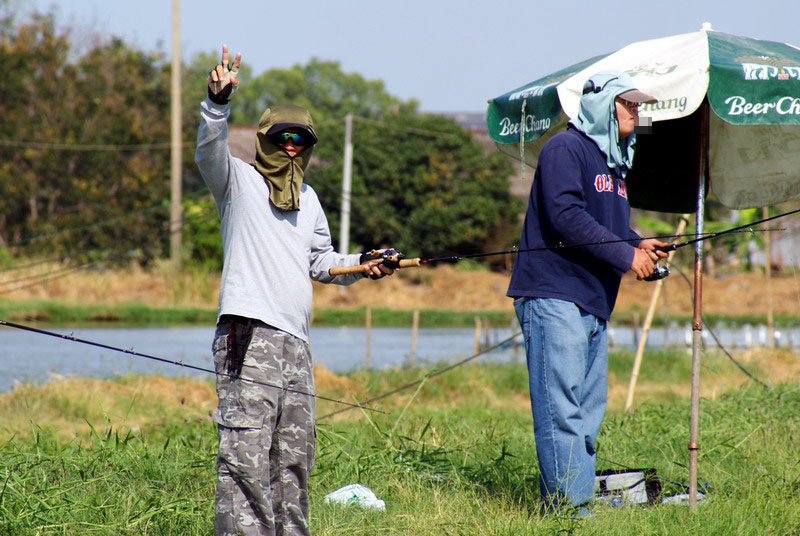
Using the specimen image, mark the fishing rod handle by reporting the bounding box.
[329,258,422,275]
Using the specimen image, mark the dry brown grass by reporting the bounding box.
[616,270,800,317]
[5,261,800,317]
[2,346,797,441]
[0,375,216,441]
[1,261,220,307]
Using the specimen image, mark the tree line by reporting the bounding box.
[0,8,521,271]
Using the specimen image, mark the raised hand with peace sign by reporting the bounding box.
[207,44,242,105]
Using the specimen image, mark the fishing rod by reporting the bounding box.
[642,207,800,281]
[656,208,800,251]
[329,207,797,278]
[0,320,387,414]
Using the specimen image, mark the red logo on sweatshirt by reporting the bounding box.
[617,179,628,199]
[594,174,614,193]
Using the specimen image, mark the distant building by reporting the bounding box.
[228,125,257,163]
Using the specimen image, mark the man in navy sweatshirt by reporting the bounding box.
[507,70,666,514]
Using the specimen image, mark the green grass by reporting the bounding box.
[4,299,798,330]
[312,307,515,328]
[0,300,516,328]
[1,361,798,535]
[0,299,217,326]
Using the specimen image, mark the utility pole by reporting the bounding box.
[338,114,353,293]
[169,0,182,271]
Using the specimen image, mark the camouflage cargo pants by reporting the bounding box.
[212,318,315,536]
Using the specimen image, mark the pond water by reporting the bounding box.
[0,322,797,393]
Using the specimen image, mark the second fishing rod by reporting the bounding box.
[330,207,798,280]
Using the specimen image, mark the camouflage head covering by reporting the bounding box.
[254,105,318,211]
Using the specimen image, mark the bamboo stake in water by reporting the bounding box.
[625,216,689,412]
[365,306,372,368]
[473,316,481,354]
[764,206,775,348]
[410,309,419,366]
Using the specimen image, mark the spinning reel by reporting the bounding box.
[643,245,674,281]
[360,248,406,269]
[643,260,670,281]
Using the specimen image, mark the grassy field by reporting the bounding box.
[1,347,799,535]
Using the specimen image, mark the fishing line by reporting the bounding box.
[668,262,768,388]
[317,332,521,420]
[418,229,782,265]
[0,320,386,414]
[660,207,800,253]
[359,208,797,269]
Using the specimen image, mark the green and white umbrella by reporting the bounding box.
[487,25,800,510]
[487,24,800,212]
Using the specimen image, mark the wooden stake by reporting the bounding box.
[764,206,775,348]
[365,306,372,368]
[410,309,419,366]
[473,316,481,354]
[624,216,689,412]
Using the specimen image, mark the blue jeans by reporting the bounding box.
[514,297,608,510]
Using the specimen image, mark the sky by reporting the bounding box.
[15,0,800,113]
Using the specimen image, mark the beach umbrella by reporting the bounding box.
[487,23,800,212]
[486,24,800,509]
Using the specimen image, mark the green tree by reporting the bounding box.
[234,58,415,125]
[0,10,183,263]
[310,112,521,260]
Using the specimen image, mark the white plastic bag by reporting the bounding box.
[661,492,706,505]
[324,483,386,511]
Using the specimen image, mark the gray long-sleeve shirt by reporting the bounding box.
[195,98,361,342]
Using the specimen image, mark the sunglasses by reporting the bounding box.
[616,98,640,109]
[270,131,307,145]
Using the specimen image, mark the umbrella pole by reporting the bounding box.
[689,100,709,511]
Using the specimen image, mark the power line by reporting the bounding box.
[352,115,461,139]
[0,139,193,151]
[0,204,217,294]
[5,187,212,248]
[0,112,462,152]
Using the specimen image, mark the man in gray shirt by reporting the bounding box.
[196,45,396,536]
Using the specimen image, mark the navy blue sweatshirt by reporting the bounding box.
[507,125,640,321]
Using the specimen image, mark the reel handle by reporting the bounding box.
[329,258,421,275]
